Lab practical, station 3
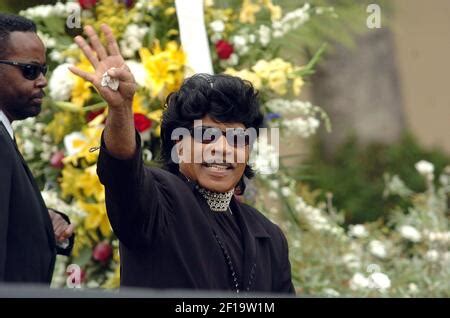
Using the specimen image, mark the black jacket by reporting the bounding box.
[97,133,295,294]
[0,122,73,284]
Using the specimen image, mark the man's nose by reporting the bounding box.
[35,72,47,88]
[211,134,233,157]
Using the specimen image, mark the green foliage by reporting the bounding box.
[302,133,450,224]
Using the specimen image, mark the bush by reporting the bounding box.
[302,133,450,223]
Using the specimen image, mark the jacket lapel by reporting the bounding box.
[1,123,56,249]
[231,197,270,291]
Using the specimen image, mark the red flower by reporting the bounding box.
[78,0,97,9]
[92,242,113,263]
[134,113,152,133]
[86,109,105,123]
[50,150,65,169]
[122,0,135,8]
[215,40,234,60]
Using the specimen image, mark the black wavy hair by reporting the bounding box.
[160,73,264,188]
[0,13,37,59]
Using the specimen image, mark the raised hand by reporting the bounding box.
[69,24,136,110]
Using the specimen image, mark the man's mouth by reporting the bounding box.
[31,92,45,103]
[202,162,235,170]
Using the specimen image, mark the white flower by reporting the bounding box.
[399,225,422,243]
[49,51,63,63]
[369,240,387,259]
[227,53,239,66]
[210,20,225,33]
[120,24,148,58]
[210,33,222,43]
[125,61,147,87]
[415,160,434,176]
[369,272,391,291]
[408,283,419,293]
[342,253,361,269]
[64,132,87,156]
[268,191,278,199]
[23,139,35,157]
[232,35,247,47]
[425,250,439,262]
[249,136,279,175]
[258,25,271,47]
[322,288,340,297]
[281,187,291,197]
[143,149,153,162]
[349,273,370,290]
[348,224,368,238]
[49,63,75,101]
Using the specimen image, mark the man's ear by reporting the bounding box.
[175,140,183,156]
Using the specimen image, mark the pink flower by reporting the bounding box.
[92,242,113,263]
[50,150,65,169]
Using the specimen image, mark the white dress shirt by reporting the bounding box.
[0,109,14,139]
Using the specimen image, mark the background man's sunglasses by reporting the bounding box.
[188,126,254,148]
[0,60,48,80]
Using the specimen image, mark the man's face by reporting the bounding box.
[0,31,47,122]
[178,115,250,193]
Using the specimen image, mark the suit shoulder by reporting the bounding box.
[239,201,284,236]
[144,166,189,189]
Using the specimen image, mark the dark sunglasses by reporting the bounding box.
[188,126,255,148]
[0,60,48,80]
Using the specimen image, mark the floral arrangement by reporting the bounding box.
[17,0,331,289]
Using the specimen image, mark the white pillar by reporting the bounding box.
[175,0,214,76]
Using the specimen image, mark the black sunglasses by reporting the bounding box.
[0,60,48,80]
[188,126,255,148]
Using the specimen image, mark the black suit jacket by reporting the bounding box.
[97,133,295,294]
[0,122,73,284]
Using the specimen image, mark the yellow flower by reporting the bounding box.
[164,7,176,16]
[267,71,288,95]
[60,164,104,202]
[132,93,147,114]
[147,109,163,137]
[71,226,91,258]
[71,56,94,107]
[83,0,131,40]
[60,165,84,200]
[225,68,262,90]
[293,77,304,96]
[62,126,103,166]
[103,262,120,288]
[139,41,185,100]
[167,29,179,36]
[240,0,260,24]
[46,112,81,144]
[78,200,111,237]
[251,58,298,95]
[78,165,105,202]
[252,59,271,79]
[262,0,282,21]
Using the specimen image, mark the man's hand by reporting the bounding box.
[69,24,137,110]
[48,209,74,243]
[69,24,137,159]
